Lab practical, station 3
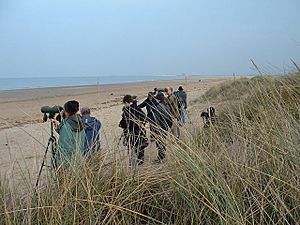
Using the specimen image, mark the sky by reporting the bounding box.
[0,0,299,78]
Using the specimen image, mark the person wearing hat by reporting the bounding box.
[119,95,148,166]
[52,100,85,167]
[81,107,102,156]
[174,86,187,124]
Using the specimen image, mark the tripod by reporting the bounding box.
[35,122,57,188]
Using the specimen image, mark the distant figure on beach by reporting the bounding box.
[119,95,148,166]
[165,87,180,138]
[174,86,187,124]
[152,92,172,162]
[52,100,85,167]
[81,107,102,156]
[138,92,158,141]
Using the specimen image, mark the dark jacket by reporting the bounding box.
[138,98,158,122]
[174,90,187,110]
[119,101,147,147]
[82,115,101,155]
[153,102,172,131]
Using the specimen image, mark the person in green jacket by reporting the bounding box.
[165,87,180,138]
[52,100,85,168]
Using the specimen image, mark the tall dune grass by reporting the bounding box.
[1,74,300,224]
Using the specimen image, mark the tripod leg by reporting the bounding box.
[50,136,57,169]
[117,132,125,147]
[35,138,52,188]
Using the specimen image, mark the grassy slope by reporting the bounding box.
[1,74,300,225]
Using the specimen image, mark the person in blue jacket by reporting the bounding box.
[174,86,187,124]
[80,107,102,156]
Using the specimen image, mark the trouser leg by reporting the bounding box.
[149,124,155,141]
[171,121,180,138]
[157,130,167,160]
[133,133,148,165]
[156,140,166,160]
[152,128,167,160]
[180,109,186,124]
[136,146,145,164]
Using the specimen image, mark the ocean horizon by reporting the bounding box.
[0,75,188,91]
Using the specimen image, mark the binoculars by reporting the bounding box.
[41,105,63,122]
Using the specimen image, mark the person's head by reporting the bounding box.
[64,100,80,117]
[123,95,133,107]
[156,92,165,102]
[165,87,173,96]
[148,92,154,100]
[178,86,184,91]
[80,107,91,116]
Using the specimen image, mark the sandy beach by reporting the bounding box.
[0,76,230,188]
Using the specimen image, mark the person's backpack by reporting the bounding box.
[82,115,101,155]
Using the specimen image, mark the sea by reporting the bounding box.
[0,75,183,91]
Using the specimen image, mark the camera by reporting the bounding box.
[41,105,63,122]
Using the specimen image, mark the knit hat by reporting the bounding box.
[80,107,91,115]
[156,92,165,101]
[148,92,154,97]
[123,95,133,103]
[64,100,79,115]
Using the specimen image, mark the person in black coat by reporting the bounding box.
[119,95,148,165]
[152,92,172,162]
[138,92,158,140]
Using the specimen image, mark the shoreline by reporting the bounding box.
[0,79,175,93]
[0,75,234,103]
[0,75,234,93]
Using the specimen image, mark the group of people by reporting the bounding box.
[51,85,187,167]
[52,100,101,167]
[119,86,187,165]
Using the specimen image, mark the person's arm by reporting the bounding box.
[152,98,159,106]
[141,109,146,123]
[95,119,101,131]
[138,100,147,108]
[52,119,62,134]
[97,119,102,130]
[183,93,187,109]
[171,96,180,119]
[119,112,128,129]
[136,107,146,123]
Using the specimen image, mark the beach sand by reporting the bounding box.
[0,77,230,189]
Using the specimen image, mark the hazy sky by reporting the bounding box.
[0,0,299,78]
